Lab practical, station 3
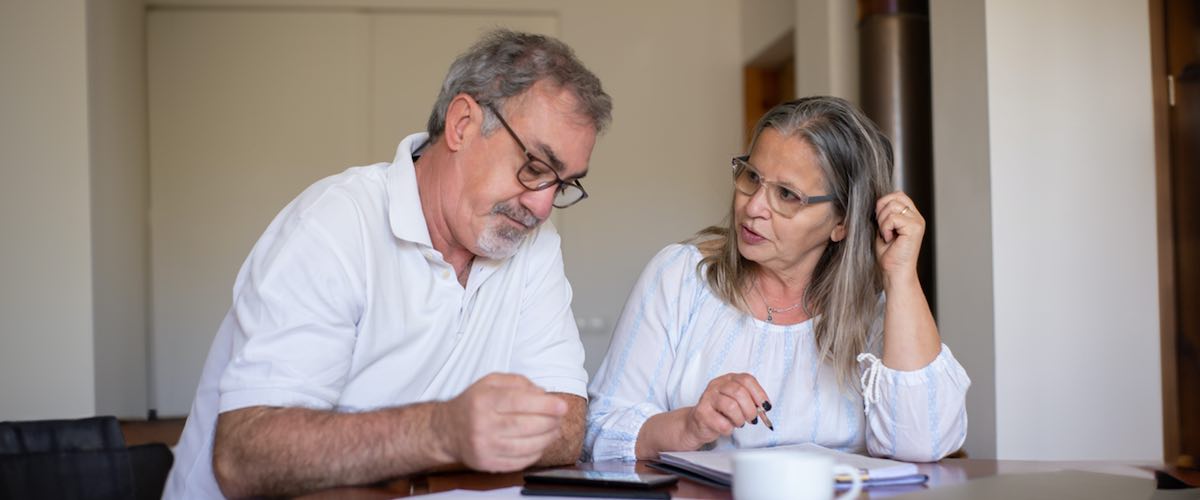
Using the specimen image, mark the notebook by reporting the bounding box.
[654,443,928,489]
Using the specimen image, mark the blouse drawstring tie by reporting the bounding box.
[858,352,884,416]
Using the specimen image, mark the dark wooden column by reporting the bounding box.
[859,0,935,314]
[1163,0,1200,467]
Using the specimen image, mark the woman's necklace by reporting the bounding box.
[754,278,803,323]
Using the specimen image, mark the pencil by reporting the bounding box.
[757,406,774,431]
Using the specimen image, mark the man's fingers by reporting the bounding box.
[492,427,561,459]
[492,413,562,438]
[493,391,569,416]
[479,372,538,389]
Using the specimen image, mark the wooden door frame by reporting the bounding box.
[1149,0,1179,464]
[742,30,795,148]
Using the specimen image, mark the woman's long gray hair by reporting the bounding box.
[692,96,895,387]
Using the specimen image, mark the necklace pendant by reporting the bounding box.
[766,308,774,323]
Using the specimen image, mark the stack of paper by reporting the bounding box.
[656,443,926,488]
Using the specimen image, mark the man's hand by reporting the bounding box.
[211,374,577,497]
[435,373,569,472]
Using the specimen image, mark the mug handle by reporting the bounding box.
[832,464,863,499]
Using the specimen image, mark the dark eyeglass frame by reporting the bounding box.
[731,155,834,217]
[484,102,589,209]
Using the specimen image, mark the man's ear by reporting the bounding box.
[831,220,847,243]
[443,94,477,152]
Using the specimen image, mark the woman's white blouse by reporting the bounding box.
[584,244,970,463]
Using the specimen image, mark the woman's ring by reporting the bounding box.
[900,206,911,216]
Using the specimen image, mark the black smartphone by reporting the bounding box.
[523,469,679,489]
[521,482,671,499]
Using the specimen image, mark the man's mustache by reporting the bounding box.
[491,202,541,229]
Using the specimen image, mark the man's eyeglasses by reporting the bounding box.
[731,155,833,217]
[484,102,588,208]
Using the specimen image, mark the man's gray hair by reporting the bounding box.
[427,29,612,139]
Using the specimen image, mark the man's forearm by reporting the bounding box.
[213,403,453,497]
[534,393,586,466]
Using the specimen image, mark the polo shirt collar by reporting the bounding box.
[387,132,435,247]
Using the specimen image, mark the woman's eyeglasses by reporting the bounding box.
[731,156,833,217]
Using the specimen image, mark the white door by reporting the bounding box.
[148,8,556,415]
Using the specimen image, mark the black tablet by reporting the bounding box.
[523,469,678,489]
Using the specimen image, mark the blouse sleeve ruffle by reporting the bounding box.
[857,344,970,462]
[584,401,662,462]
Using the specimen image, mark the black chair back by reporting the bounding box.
[0,416,172,500]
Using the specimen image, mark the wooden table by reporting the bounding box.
[300,459,1197,499]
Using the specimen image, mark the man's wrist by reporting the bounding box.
[426,402,459,465]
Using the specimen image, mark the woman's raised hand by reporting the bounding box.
[681,373,771,449]
[874,191,925,280]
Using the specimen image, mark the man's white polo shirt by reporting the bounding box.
[164,133,588,498]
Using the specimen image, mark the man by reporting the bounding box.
[164,29,612,498]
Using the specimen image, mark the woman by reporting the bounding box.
[584,97,969,463]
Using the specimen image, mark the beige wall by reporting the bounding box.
[549,1,742,376]
[0,1,97,420]
[0,0,149,421]
[985,0,1161,461]
[794,0,858,101]
[741,0,794,62]
[89,0,150,419]
[929,0,997,460]
[739,0,858,101]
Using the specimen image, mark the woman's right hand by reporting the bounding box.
[680,373,771,449]
[635,373,772,459]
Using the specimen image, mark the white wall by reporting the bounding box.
[985,0,1161,461]
[931,0,1163,461]
[0,1,97,420]
[929,0,997,460]
[89,0,150,419]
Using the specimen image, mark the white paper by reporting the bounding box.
[658,442,920,483]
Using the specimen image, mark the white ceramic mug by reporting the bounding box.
[732,450,864,500]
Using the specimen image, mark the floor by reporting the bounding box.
[119,418,185,447]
